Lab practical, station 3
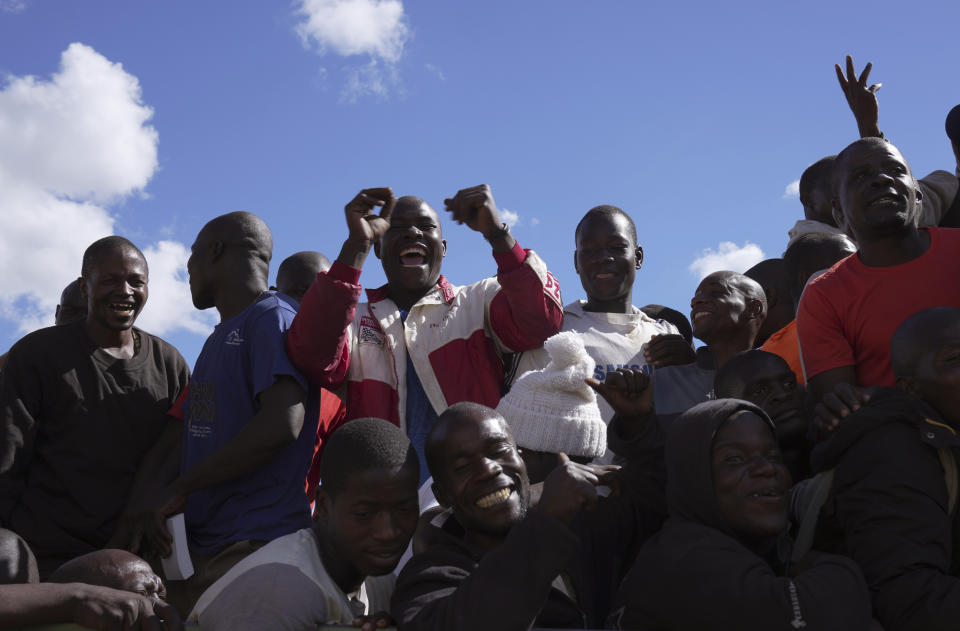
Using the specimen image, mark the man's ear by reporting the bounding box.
[831,198,849,233]
[747,298,764,320]
[635,245,644,270]
[440,238,447,258]
[314,486,332,522]
[211,240,225,261]
[431,480,451,508]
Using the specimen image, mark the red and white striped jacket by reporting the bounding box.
[286,241,563,430]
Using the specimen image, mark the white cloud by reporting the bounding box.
[688,241,765,280]
[295,0,409,61]
[782,179,800,200]
[500,208,520,228]
[424,63,445,81]
[530,217,540,226]
[0,43,212,339]
[137,241,217,336]
[295,0,410,100]
[0,0,26,13]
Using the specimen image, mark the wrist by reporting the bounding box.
[483,222,510,243]
[338,238,373,269]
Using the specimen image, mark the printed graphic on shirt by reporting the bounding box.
[544,271,563,309]
[225,329,244,346]
[359,315,384,347]
[187,381,216,439]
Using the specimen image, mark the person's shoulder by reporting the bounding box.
[245,291,298,328]
[137,329,189,367]
[8,322,82,357]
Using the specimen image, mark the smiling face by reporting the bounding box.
[82,247,148,333]
[833,140,921,242]
[316,465,420,579]
[430,412,530,549]
[575,211,641,313]
[712,411,791,542]
[690,272,751,344]
[377,197,446,303]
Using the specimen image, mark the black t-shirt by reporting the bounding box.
[0,321,189,576]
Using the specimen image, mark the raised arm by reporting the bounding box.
[444,184,563,351]
[835,55,882,139]
[286,188,396,387]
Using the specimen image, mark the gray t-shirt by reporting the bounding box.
[652,347,715,429]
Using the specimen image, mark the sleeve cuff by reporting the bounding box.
[494,241,527,273]
[328,261,362,285]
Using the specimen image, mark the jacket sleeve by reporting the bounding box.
[487,241,564,353]
[391,509,577,631]
[616,526,871,631]
[0,345,39,525]
[285,262,362,389]
[833,424,960,631]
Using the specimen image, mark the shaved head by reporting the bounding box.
[49,549,165,600]
[55,279,87,326]
[891,307,960,378]
[276,251,331,303]
[745,259,791,344]
[198,211,273,265]
[426,402,506,477]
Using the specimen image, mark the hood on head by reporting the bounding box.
[666,398,775,533]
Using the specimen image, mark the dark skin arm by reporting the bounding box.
[338,187,397,269]
[443,184,517,254]
[807,366,872,436]
[122,376,306,557]
[835,55,883,139]
[644,333,697,368]
[0,583,182,631]
[586,367,654,440]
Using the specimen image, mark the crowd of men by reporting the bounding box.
[1,57,959,631]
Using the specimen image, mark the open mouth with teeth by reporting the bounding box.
[748,487,785,501]
[868,193,903,209]
[691,310,712,323]
[475,486,514,509]
[399,245,428,267]
[110,303,136,315]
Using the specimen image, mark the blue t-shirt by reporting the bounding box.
[181,292,319,556]
[399,309,438,486]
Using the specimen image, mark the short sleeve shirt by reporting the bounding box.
[181,292,319,556]
[797,227,960,387]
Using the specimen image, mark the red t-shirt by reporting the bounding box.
[797,227,960,387]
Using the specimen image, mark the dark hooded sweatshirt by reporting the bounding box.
[610,399,870,631]
[811,388,960,631]
[390,415,667,631]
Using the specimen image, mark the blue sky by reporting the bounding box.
[0,0,957,366]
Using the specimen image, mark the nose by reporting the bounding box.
[371,510,399,542]
[750,454,779,477]
[476,456,503,480]
[767,382,789,405]
[120,281,135,296]
[691,292,707,310]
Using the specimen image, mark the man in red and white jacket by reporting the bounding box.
[286,185,563,482]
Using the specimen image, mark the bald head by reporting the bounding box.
[49,550,165,600]
[426,402,507,477]
[55,279,87,326]
[783,233,856,306]
[198,211,273,265]
[891,307,960,378]
[275,251,331,303]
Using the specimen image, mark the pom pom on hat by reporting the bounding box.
[496,331,606,458]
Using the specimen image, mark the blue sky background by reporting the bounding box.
[0,0,957,366]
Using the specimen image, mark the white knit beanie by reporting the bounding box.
[496,331,606,458]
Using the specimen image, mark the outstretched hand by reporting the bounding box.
[835,55,882,138]
[586,367,653,420]
[338,187,397,268]
[443,185,505,238]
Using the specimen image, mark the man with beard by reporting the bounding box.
[796,138,960,431]
[391,369,666,630]
[286,186,563,484]
[0,236,190,577]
